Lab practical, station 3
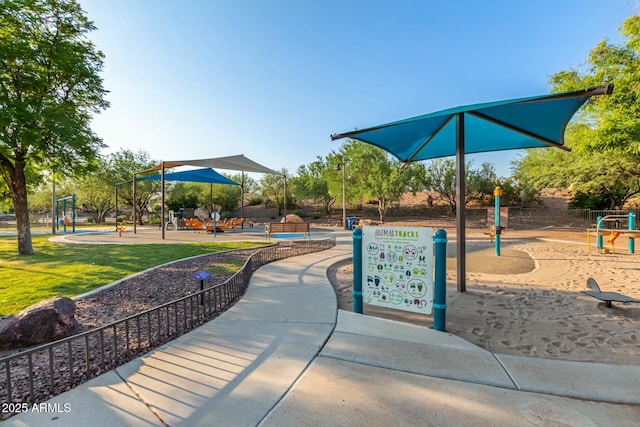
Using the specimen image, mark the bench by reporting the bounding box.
[582,278,640,308]
[265,222,310,240]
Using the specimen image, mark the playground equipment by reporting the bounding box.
[586,213,639,254]
[56,194,76,233]
[486,187,506,255]
[582,277,640,308]
[116,222,127,237]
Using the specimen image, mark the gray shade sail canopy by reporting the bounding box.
[331,85,613,292]
[140,154,283,176]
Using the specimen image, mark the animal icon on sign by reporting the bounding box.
[402,245,418,260]
[407,279,427,297]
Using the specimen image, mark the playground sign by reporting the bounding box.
[361,226,433,315]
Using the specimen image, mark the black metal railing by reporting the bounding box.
[0,237,336,418]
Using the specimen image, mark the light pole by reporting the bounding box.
[338,155,346,229]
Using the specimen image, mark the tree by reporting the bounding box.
[109,150,159,225]
[166,182,201,212]
[515,148,640,209]
[338,140,415,222]
[517,15,640,208]
[27,183,55,223]
[211,176,242,213]
[72,158,114,223]
[259,169,288,216]
[0,0,109,254]
[414,159,498,214]
[293,157,335,214]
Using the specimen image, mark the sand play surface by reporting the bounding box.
[328,227,640,365]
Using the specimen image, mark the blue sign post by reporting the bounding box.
[192,270,212,305]
[629,212,636,254]
[433,229,447,332]
[494,186,502,256]
[353,227,363,314]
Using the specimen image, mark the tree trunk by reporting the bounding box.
[378,199,385,223]
[12,161,34,255]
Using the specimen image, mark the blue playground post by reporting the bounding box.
[597,216,603,250]
[352,227,363,313]
[629,212,636,254]
[71,194,76,233]
[433,229,447,332]
[494,186,502,256]
[55,194,76,233]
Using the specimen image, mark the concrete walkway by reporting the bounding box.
[4,234,640,426]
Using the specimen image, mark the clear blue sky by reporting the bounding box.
[80,0,637,178]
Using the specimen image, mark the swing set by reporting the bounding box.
[56,194,76,233]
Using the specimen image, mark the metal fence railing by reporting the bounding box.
[0,237,336,419]
[456,208,640,229]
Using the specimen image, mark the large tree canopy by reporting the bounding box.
[338,139,417,222]
[413,159,499,214]
[516,15,640,209]
[0,0,108,254]
[111,150,159,225]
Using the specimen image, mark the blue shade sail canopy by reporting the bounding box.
[331,85,613,163]
[331,85,613,294]
[137,168,239,185]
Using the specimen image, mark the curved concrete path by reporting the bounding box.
[4,234,640,426]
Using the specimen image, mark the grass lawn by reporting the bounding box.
[0,235,267,316]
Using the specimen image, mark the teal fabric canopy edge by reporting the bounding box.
[331,85,613,163]
[137,168,239,186]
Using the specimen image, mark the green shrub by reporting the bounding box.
[248,196,263,206]
[221,211,235,219]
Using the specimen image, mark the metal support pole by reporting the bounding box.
[240,172,245,229]
[51,180,56,234]
[283,175,287,221]
[55,194,59,232]
[629,212,636,254]
[133,174,137,235]
[114,185,119,232]
[455,113,466,292]
[63,199,67,232]
[433,229,447,332]
[161,162,166,240]
[342,155,347,230]
[352,227,363,313]
[494,186,502,256]
[71,194,76,233]
[597,215,603,250]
